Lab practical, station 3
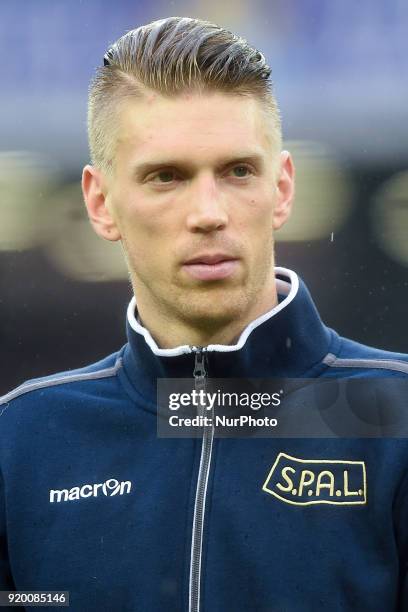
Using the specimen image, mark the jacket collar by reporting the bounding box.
[121,267,333,402]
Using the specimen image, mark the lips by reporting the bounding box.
[184,253,235,265]
[182,253,239,281]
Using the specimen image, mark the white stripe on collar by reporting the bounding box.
[126,267,299,357]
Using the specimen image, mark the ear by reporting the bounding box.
[272,150,295,231]
[81,164,121,241]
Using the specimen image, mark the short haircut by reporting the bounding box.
[88,16,282,174]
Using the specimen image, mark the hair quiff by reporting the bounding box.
[88,16,282,174]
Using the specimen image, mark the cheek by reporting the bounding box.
[116,207,177,271]
[238,195,275,232]
[247,197,275,243]
[246,184,276,213]
[113,195,163,240]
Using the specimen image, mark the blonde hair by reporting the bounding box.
[88,16,282,174]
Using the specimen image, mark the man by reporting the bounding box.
[1,16,407,612]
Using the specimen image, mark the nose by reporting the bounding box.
[185,174,228,233]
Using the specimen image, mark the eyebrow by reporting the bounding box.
[131,152,266,181]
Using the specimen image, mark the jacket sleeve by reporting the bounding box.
[0,468,16,590]
[394,469,408,610]
[0,467,26,611]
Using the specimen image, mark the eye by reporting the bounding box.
[228,165,252,178]
[151,169,179,183]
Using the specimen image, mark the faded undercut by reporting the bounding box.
[88,16,282,175]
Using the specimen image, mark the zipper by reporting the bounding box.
[189,346,214,612]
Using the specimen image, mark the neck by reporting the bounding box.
[134,284,279,349]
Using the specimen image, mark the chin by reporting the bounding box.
[177,289,249,327]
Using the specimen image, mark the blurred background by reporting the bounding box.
[1,0,407,394]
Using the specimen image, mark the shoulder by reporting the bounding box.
[324,333,408,377]
[0,350,124,411]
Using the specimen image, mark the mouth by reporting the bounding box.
[182,254,239,281]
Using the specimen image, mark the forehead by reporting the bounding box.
[115,91,275,167]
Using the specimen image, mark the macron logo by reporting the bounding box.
[49,478,132,503]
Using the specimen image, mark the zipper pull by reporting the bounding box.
[193,346,207,380]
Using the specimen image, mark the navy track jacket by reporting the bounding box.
[1,267,408,611]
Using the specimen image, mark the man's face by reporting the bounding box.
[94,91,293,333]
